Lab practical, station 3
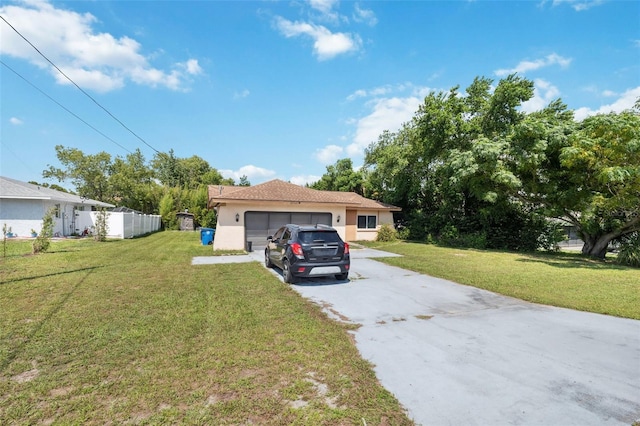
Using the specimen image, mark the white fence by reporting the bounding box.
[76,211,161,239]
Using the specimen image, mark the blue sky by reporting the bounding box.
[1,0,639,188]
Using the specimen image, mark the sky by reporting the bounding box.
[1,0,639,189]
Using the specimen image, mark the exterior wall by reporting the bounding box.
[212,202,347,251]
[0,198,46,237]
[353,210,395,241]
[0,198,86,237]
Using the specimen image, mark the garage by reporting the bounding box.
[245,211,332,249]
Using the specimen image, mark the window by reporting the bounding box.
[282,229,292,242]
[357,215,377,229]
[54,204,61,218]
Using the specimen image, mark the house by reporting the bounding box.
[208,179,401,251]
[0,176,114,237]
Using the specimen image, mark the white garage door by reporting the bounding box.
[245,212,332,249]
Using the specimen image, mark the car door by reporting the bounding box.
[267,227,285,267]
[276,228,292,264]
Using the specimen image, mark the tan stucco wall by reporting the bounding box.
[212,202,347,251]
[353,210,395,241]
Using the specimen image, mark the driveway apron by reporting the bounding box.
[195,249,640,425]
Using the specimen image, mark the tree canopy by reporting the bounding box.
[363,75,640,258]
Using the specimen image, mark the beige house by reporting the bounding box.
[208,179,401,251]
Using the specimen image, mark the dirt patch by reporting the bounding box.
[11,361,39,383]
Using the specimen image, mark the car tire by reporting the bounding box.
[265,250,273,268]
[335,272,349,281]
[283,259,297,284]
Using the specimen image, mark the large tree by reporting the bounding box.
[310,158,365,195]
[43,145,112,201]
[364,75,640,257]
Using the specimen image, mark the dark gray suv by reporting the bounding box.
[265,224,350,283]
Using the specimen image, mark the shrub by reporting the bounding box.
[537,220,567,252]
[616,232,640,268]
[32,208,54,254]
[94,208,110,242]
[376,223,398,242]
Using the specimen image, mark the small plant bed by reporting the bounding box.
[0,231,411,424]
[358,240,640,320]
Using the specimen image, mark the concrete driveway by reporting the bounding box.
[195,248,640,425]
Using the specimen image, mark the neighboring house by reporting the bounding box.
[0,176,161,239]
[0,176,114,237]
[208,179,401,251]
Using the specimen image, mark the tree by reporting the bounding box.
[310,158,364,194]
[364,74,640,258]
[43,145,111,201]
[239,175,251,186]
[109,149,157,213]
[556,111,640,257]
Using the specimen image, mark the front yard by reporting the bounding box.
[0,232,411,425]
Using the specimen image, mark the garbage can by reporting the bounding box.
[245,241,253,252]
[200,228,215,245]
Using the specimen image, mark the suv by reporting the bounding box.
[265,224,350,283]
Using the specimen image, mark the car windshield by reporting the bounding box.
[298,231,341,244]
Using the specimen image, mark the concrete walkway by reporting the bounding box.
[193,248,640,425]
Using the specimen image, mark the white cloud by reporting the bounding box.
[495,53,572,76]
[9,117,24,125]
[0,0,202,92]
[520,79,561,113]
[346,83,418,101]
[550,0,605,12]
[290,174,322,186]
[347,96,421,156]
[309,0,339,15]
[315,144,344,164]
[573,86,640,121]
[353,3,378,26]
[220,165,277,183]
[274,17,361,60]
[233,89,250,100]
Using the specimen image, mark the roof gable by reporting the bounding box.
[208,179,400,211]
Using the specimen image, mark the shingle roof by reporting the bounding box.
[0,176,115,208]
[208,179,400,211]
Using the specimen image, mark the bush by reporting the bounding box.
[32,208,54,254]
[616,232,640,268]
[376,223,398,242]
[537,220,567,252]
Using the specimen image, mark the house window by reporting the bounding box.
[357,215,377,229]
[54,204,61,218]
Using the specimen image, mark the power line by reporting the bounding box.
[1,60,132,154]
[0,14,160,154]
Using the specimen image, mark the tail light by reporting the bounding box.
[344,242,350,254]
[290,242,304,259]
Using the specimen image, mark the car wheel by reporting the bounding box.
[283,259,297,284]
[335,272,349,281]
[264,250,273,268]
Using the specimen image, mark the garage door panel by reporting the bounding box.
[245,212,332,249]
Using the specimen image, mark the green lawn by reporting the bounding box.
[0,233,412,425]
[359,240,640,320]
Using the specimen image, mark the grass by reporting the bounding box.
[0,232,412,425]
[358,240,640,320]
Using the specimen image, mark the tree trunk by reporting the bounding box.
[582,237,609,259]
